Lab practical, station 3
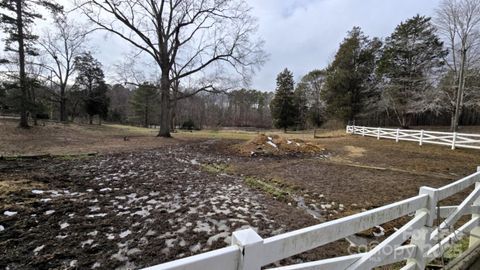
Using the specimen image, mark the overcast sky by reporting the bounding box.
[2,0,441,91]
[245,0,440,90]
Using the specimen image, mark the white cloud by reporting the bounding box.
[247,0,438,90]
[1,0,440,91]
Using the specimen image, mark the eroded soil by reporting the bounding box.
[1,140,349,270]
[1,136,478,269]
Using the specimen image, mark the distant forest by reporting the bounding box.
[2,0,480,133]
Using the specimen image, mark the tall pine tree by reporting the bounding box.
[270,68,296,132]
[0,0,62,128]
[130,83,159,127]
[378,15,447,128]
[322,27,382,123]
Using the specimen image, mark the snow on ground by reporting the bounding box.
[0,142,282,269]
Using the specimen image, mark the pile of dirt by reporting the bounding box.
[236,134,325,156]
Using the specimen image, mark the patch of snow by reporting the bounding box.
[146,199,158,205]
[89,206,101,212]
[45,210,55,215]
[111,252,128,262]
[86,213,107,218]
[92,262,101,269]
[40,198,52,202]
[127,248,142,256]
[60,222,69,229]
[4,211,17,216]
[69,260,78,267]
[56,234,68,239]
[106,233,115,240]
[268,136,273,141]
[33,245,45,255]
[287,140,292,144]
[86,189,94,192]
[131,209,150,218]
[0,225,4,231]
[88,231,98,236]
[190,159,199,165]
[373,226,385,237]
[145,230,156,236]
[296,142,301,146]
[189,243,202,253]
[119,230,131,238]
[207,232,230,246]
[32,190,44,194]
[99,188,112,192]
[81,239,94,248]
[266,141,278,148]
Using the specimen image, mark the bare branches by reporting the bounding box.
[75,0,265,82]
[435,0,480,130]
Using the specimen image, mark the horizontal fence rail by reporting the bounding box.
[143,168,480,270]
[346,125,480,150]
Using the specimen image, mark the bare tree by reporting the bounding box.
[76,0,266,137]
[436,0,480,131]
[40,14,89,122]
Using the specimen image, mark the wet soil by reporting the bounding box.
[1,136,478,269]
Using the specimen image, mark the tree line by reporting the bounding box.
[2,0,480,133]
[271,1,480,132]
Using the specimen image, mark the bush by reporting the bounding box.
[181,119,197,130]
[321,119,345,130]
[36,113,50,120]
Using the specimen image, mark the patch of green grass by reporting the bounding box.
[443,236,470,261]
[244,176,292,201]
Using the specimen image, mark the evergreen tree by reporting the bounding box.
[130,83,159,127]
[73,52,109,124]
[378,15,447,128]
[293,85,308,129]
[270,68,297,132]
[322,27,382,123]
[0,0,62,128]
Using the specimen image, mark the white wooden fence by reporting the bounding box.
[346,125,480,150]
[143,168,480,270]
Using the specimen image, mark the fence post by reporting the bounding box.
[452,132,457,150]
[352,125,355,135]
[469,166,480,248]
[362,126,365,137]
[377,127,380,140]
[419,130,424,146]
[396,128,400,142]
[407,186,438,270]
[232,228,263,270]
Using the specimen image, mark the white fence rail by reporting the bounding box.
[346,125,480,150]
[143,168,480,270]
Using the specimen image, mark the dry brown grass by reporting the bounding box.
[0,120,182,156]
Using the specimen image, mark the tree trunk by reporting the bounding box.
[453,49,467,132]
[60,85,67,122]
[450,110,455,131]
[158,72,171,137]
[16,0,29,129]
[89,115,93,125]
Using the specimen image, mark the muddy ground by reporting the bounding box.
[1,135,479,269]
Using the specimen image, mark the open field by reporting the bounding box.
[1,120,479,269]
